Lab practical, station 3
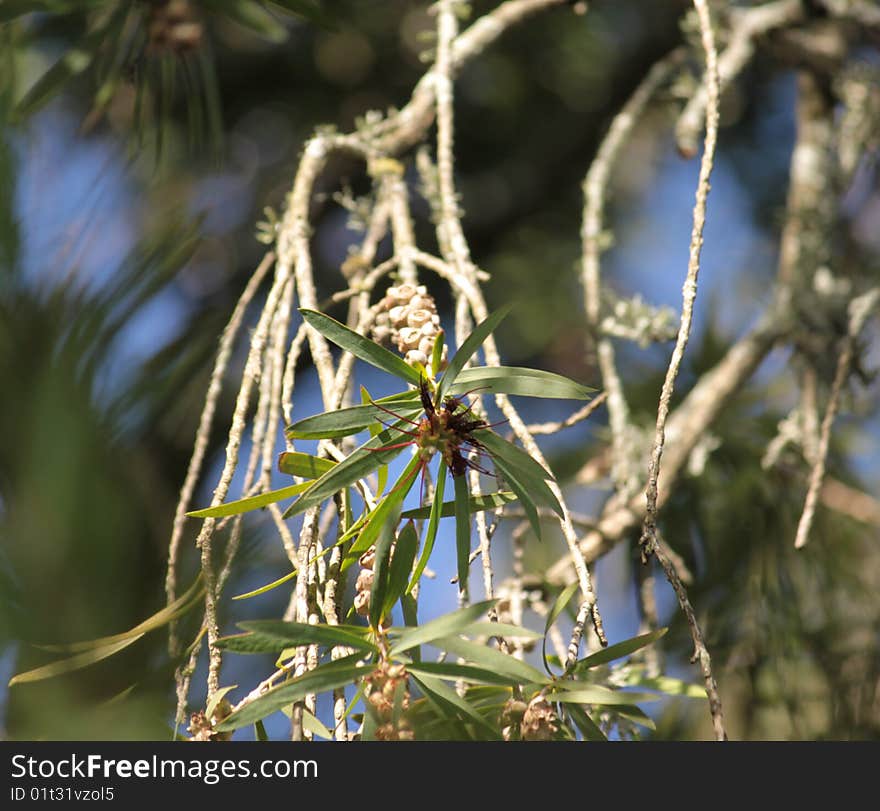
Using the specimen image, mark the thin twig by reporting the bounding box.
[525,391,608,435]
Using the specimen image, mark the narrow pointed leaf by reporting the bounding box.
[390,599,496,656]
[401,490,515,520]
[430,328,446,378]
[370,498,403,629]
[453,474,472,593]
[566,703,608,741]
[607,704,656,730]
[573,628,668,671]
[188,481,311,519]
[232,568,297,601]
[220,621,377,654]
[463,622,543,640]
[301,708,334,740]
[478,430,562,515]
[550,685,660,705]
[9,636,144,687]
[282,420,414,519]
[345,455,420,566]
[206,685,238,719]
[277,451,336,479]
[382,521,419,621]
[216,653,373,730]
[438,305,513,399]
[286,394,421,440]
[407,460,447,593]
[411,674,501,740]
[406,661,521,687]
[623,674,707,699]
[300,308,422,386]
[35,576,203,654]
[435,635,548,687]
[449,366,595,400]
[543,581,580,675]
[254,720,269,741]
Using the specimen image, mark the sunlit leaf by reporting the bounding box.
[390,600,496,656]
[411,673,500,740]
[300,309,422,386]
[187,481,311,519]
[543,581,580,675]
[381,521,418,621]
[407,460,447,593]
[281,419,414,519]
[453,474,472,592]
[219,620,377,654]
[406,661,521,687]
[449,366,595,400]
[9,636,143,686]
[216,654,374,731]
[401,490,516,520]
[286,392,421,440]
[301,707,334,740]
[435,635,548,687]
[277,451,336,479]
[206,685,238,718]
[550,685,660,705]
[572,628,668,671]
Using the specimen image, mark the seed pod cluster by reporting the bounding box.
[147,0,203,55]
[520,695,560,741]
[372,283,447,372]
[353,548,376,619]
[365,662,414,741]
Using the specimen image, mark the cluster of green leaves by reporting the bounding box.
[214,596,702,740]
[191,305,594,611]
[3,0,333,147]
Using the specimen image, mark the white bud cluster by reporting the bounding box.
[372,283,448,372]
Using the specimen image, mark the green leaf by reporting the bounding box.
[438,305,513,400]
[281,420,415,519]
[435,635,548,687]
[301,708,334,740]
[550,685,660,706]
[370,495,402,629]
[407,460,447,593]
[573,628,668,671]
[277,451,336,479]
[232,568,297,601]
[606,704,656,731]
[566,703,607,741]
[346,455,420,567]
[430,328,446,378]
[453,474,472,593]
[254,719,269,741]
[478,430,562,516]
[449,366,595,400]
[9,636,143,687]
[543,581,580,675]
[406,661,522,687]
[286,393,421,440]
[187,481,311,519]
[623,674,707,700]
[382,521,419,621]
[206,685,238,719]
[216,654,374,731]
[390,600,496,656]
[300,309,423,386]
[461,622,543,640]
[411,674,501,740]
[34,575,203,655]
[219,621,377,654]
[401,490,516,520]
